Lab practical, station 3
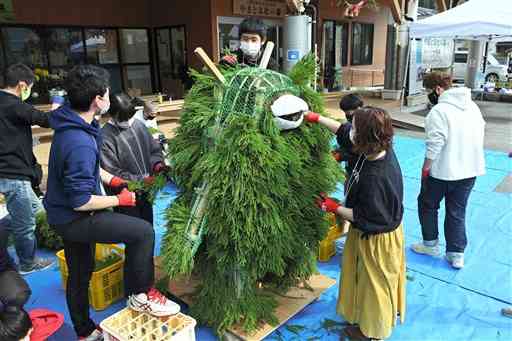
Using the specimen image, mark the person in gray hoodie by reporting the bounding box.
[100,92,169,224]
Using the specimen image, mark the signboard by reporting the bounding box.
[287,49,300,61]
[0,0,15,22]
[422,38,454,69]
[409,37,454,96]
[233,0,287,18]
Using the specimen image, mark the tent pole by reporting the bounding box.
[400,37,412,111]
[482,39,489,74]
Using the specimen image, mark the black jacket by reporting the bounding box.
[0,91,51,181]
[100,119,164,182]
[222,48,279,71]
[335,123,358,178]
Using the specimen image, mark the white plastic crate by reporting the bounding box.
[100,308,196,341]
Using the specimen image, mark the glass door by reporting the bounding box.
[156,26,188,99]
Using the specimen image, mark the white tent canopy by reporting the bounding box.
[410,0,512,40]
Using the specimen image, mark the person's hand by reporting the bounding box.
[143,176,155,186]
[153,162,170,175]
[50,95,65,110]
[332,150,342,162]
[316,193,341,213]
[421,167,430,180]
[221,54,237,66]
[305,112,320,123]
[117,188,136,207]
[110,176,127,188]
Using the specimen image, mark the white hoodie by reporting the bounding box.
[425,87,486,181]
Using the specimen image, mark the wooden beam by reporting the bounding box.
[436,0,447,12]
[386,0,403,24]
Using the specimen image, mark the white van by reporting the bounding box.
[453,51,509,83]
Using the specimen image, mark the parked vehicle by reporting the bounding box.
[453,51,509,82]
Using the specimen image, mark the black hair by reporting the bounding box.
[109,92,136,122]
[64,65,110,112]
[339,93,363,112]
[239,18,267,41]
[3,64,35,88]
[0,305,32,341]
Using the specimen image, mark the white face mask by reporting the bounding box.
[240,41,261,58]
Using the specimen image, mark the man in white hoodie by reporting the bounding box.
[411,72,486,269]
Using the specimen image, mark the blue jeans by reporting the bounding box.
[418,176,476,253]
[0,178,43,267]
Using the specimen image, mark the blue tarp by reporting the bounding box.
[21,136,512,340]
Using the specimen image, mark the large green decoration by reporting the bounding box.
[161,55,342,334]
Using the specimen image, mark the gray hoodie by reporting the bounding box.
[100,119,163,182]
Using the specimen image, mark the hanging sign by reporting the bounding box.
[233,0,287,18]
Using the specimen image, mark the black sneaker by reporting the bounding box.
[19,257,55,275]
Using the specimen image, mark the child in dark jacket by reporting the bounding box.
[333,94,363,192]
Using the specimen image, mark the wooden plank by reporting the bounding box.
[384,0,403,24]
[166,274,337,341]
[436,0,447,12]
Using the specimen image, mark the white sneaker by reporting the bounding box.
[78,327,103,341]
[446,252,464,269]
[411,242,441,257]
[128,288,180,317]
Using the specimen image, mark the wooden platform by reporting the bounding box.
[166,273,336,341]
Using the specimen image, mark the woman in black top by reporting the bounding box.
[305,107,406,340]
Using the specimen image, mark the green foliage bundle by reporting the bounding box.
[162,55,342,335]
[127,174,167,203]
[35,211,64,250]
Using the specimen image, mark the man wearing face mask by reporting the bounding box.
[100,92,167,224]
[0,63,63,275]
[411,72,485,269]
[132,97,159,130]
[44,66,178,341]
[220,18,278,71]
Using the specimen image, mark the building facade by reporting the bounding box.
[0,0,402,103]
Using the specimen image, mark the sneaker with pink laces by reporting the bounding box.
[128,288,180,317]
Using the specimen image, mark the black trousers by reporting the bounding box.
[114,197,153,224]
[52,211,155,337]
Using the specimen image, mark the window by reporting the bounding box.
[351,23,374,66]
[85,29,119,64]
[123,65,152,97]
[120,29,149,63]
[48,28,84,67]
[84,29,122,94]
[156,26,188,98]
[0,25,155,102]
[454,53,468,63]
[323,21,348,91]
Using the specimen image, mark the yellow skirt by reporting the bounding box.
[336,224,406,340]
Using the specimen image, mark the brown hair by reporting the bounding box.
[423,71,452,90]
[352,106,393,155]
